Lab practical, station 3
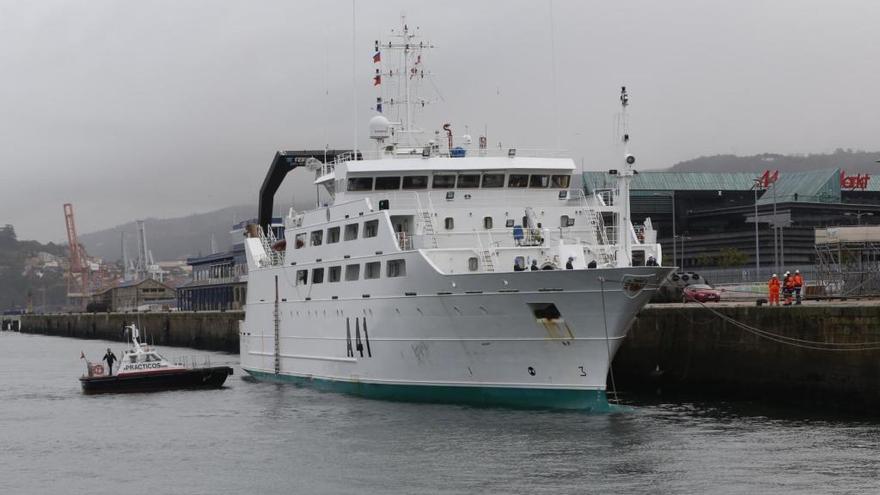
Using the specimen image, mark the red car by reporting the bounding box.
[683,283,722,303]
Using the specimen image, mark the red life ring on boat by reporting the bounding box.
[92,364,104,376]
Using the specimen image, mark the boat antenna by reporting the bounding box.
[351,0,358,157]
[548,0,560,150]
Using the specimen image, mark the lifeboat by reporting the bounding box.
[79,324,233,394]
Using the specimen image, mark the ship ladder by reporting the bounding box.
[480,250,495,272]
[420,211,439,248]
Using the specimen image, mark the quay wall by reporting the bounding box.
[18,304,880,409]
[19,311,243,353]
[614,303,880,410]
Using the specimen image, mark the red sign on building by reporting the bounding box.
[840,171,871,190]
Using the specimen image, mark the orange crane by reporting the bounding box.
[63,203,91,305]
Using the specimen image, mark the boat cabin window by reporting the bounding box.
[327,226,340,243]
[402,176,428,189]
[145,353,160,362]
[312,268,324,284]
[444,217,454,230]
[457,174,480,188]
[345,264,360,281]
[483,216,493,229]
[310,230,323,246]
[468,257,479,272]
[347,177,374,192]
[482,174,505,188]
[296,269,308,286]
[375,176,401,190]
[129,355,138,363]
[365,261,381,279]
[508,174,529,188]
[432,175,456,189]
[294,232,306,249]
[551,175,571,188]
[364,220,379,238]
[328,266,341,283]
[344,223,359,241]
[387,259,406,277]
[529,175,550,188]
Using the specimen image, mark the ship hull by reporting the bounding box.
[80,366,233,394]
[240,265,672,410]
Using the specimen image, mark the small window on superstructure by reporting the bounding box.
[365,261,381,279]
[347,177,374,191]
[529,175,550,188]
[387,259,406,277]
[402,176,428,189]
[468,257,479,272]
[294,232,307,249]
[328,266,341,283]
[432,175,456,189]
[327,226,340,243]
[310,230,323,246]
[457,175,480,188]
[312,267,324,284]
[444,217,454,230]
[560,215,571,228]
[481,174,505,188]
[551,175,571,188]
[483,216,493,229]
[364,219,379,238]
[345,264,360,281]
[344,223,359,241]
[296,269,308,286]
[375,176,401,190]
[508,174,529,188]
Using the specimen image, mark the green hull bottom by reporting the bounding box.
[245,369,613,411]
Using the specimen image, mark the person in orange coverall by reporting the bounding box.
[768,274,780,306]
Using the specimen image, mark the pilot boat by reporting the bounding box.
[80,324,233,394]
[238,19,673,409]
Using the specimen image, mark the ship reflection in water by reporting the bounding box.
[3,332,880,494]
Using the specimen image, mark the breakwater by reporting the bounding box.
[19,311,243,353]
[17,303,880,409]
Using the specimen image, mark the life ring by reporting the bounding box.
[92,364,105,376]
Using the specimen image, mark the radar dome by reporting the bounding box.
[369,115,391,140]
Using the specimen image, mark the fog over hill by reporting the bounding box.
[74,150,880,263]
[667,149,879,173]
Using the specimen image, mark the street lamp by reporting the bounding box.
[845,211,874,225]
[751,177,764,278]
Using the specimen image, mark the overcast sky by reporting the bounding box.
[2,0,878,242]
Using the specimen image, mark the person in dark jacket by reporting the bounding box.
[103,348,117,376]
[587,260,597,269]
[566,257,574,269]
[530,260,539,271]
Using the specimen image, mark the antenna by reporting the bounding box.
[615,86,635,267]
[549,0,560,150]
[352,0,358,157]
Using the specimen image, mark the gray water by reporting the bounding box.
[2,332,879,494]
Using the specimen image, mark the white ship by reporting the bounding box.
[239,20,672,409]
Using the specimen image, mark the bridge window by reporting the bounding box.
[310,230,323,246]
[508,174,529,188]
[482,174,505,188]
[347,177,374,191]
[483,216,493,229]
[294,232,307,249]
[364,220,379,238]
[345,264,360,281]
[457,175,480,188]
[312,268,324,284]
[327,226,340,243]
[344,223,359,241]
[529,175,550,188]
[444,217,454,230]
[365,261,381,279]
[296,269,308,286]
[387,259,406,277]
[402,176,428,189]
[328,266,341,283]
[432,175,456,189]
[551,175,571,188]
[375,176,401,190]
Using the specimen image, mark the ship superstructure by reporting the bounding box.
[239,19,671,409]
